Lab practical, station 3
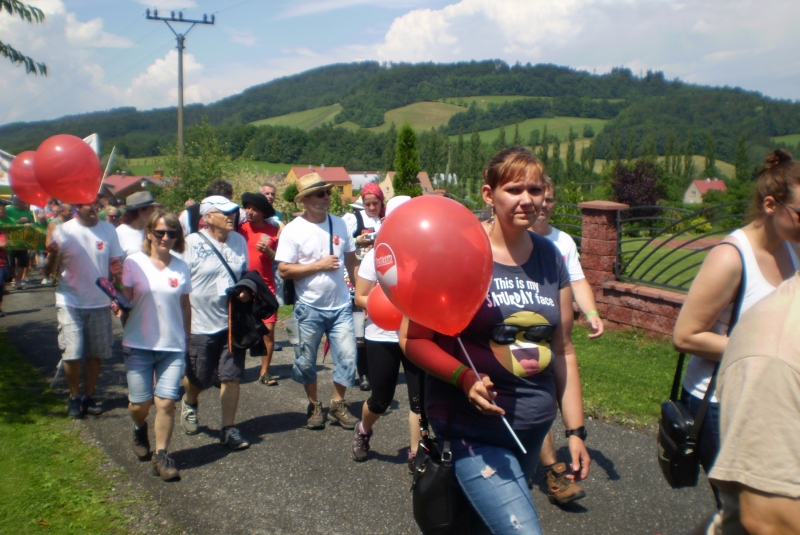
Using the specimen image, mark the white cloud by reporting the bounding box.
[278,0,423,18]
[137,0,197,10]
[225,28,257,47]
[65,13,134,48]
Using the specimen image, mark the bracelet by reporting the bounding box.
[585,310,599,319]
[450,364,468,387]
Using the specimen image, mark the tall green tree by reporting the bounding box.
[703,131,717,178]
[454,132,465,182]
[550,135,562,182]
[470,128,482,179]
[565,128,576,182]
[734,134,750,181]
[426,127,440,176]
[512,124,521,146]
[384,122,397,171]
[537,125,549,167]
[582,139,597,180]
[643,135,658,163]
[393,124,422,197]
[528,129,540,148]
[683,135,696,180]
[1,0,47,75]
[494,126,507,149]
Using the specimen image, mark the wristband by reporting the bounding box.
[450,364,468,387]
[585,310,599,319]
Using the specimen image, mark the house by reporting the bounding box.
[379,171,438,199]
[286,165,353,198]
[348,171,382,191]
[103,169,174,200]
[683,178,727,204]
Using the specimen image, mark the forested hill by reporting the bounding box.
[2,60,799,163]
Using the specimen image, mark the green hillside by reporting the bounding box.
[456,116,608,145]
[773,134,800,146]
[369,102,466,133]
[128,158,292,177]
[249,104,342,130]
[440,95,625,110]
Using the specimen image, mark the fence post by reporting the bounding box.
[578,200,629,305]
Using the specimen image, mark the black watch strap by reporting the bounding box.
[565,426,587,441]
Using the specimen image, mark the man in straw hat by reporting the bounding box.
[275,173,360,430]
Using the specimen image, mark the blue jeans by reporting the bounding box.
[682,389,721,507]
[123,347,185,403]
[430,420,553,535]
[292,302,357,388]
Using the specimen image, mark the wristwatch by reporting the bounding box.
[565,426,587,441]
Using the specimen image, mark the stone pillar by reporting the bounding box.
[578,200,628,307]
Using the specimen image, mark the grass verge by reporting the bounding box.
[0,331,128,535]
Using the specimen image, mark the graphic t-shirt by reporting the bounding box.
[52,218,123,308]
[182,230,248,335]
[543,227,584,282]
[274,214,356,310]
[358,248,397,343]
[426,232,570,430]
[238,221,278,292]
[122,252,192,351]
[116,224,145,258]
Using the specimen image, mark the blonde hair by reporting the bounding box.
[141,210,185,254]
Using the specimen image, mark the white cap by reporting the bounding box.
[385,195,411,217]
[200,195,239,216]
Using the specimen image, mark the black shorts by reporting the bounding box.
[8,250,29,269]
[185,330,246,390]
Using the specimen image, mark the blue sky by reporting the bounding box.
[1,0,799,126]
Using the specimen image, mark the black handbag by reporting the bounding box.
[282,216,333,307]
[657,242,745,488]
[410,390,470,534]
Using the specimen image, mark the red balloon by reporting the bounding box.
[35,134,102,203]
[374,196,493,336]
[8,151,49,207]
[367,284,403,331]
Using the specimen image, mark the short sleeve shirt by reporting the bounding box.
[426,232,570,430]
[116,224,144,258]
[358,248,397,343]
[239,221,278,292]
[543,227,584,282]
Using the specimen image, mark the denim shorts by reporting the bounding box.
[123,347,185,403]
[57,305,113,361]
[292,301,357,387]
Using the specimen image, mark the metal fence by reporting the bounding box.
[550,203,583,252]
[615,202,748,292]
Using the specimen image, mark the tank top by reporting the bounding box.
[682,229,800,402]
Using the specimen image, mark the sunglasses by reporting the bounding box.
[313,189,332,199]
[490,323,555,345]
[151,229,178,240]
[777,200,800,222]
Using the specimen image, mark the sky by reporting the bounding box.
[1,0,799,127]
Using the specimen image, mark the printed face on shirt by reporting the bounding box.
[489,311,553,377]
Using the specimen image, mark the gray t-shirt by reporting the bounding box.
[427,232,570,430]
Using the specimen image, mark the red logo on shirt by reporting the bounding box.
[332,235,341,246]
[168,278,178,288]
[374,242,398,298]
[96,241,104,251]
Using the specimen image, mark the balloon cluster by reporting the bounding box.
[370,196,493,336]
[8,134,102,206]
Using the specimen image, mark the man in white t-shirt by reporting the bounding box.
[179,196,251,450]
[117,191,159,258]
[530,176,604,506]
[45,199,123,419]
[275,173,360,430]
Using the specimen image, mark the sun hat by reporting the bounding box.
[200,195,239,216]
[294,172,333,203]
[125,191,160,210]
[241,192,275,219]
[350,197,364,210]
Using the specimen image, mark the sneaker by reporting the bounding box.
[351,423,372,462]
[17,282,27,290]
[359,375,371,391]
[21,279,29,285]
[180,397,199,435]
[132,423,150,459]
[81,396,103,416]
[329,399,358,429]
[67,396,84,419]
[306,401,324,430]
[273,342,283,352]
[151,450,180,481]
[407,450,417,475]
[545,462,586,505]
[41,277,51,286]
[220,426,250,450]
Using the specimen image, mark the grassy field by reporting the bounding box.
[772,134,800,146]
[127,158,293,177]
[0,332,130,535]
[619,239,718,291]
[449,116,609,146]
[249,104,343,131]
[368,102,466,133]
[440,95,625,110]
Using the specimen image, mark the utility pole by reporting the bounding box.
[146,9,215,158]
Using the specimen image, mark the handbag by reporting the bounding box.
[410,391,469,534]
[657,242,746,488]
[282,216,333,307]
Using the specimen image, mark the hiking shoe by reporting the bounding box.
[545,462,586,505]
[329,399,358,429]
[306,401,324,429]
[132,423,150,459]
[67,396,84,419]
[220,426,250,450]
[151,450,180,481]
[407,450,417,475]
[82,396,103,416]
[180,397,199,435]
[359,375,371,391]
[352,423,372,462]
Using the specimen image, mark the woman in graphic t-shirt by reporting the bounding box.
[673,149,800,506]
[403,147,590,534]
[120,210,192,481]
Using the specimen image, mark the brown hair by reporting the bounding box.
[142,210,185,254]
[542,174,555,196]
[754,149,800,217]
[483,147,545,190]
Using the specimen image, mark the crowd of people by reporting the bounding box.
[2,145,798,533]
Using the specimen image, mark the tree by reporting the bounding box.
[734,134,750,181]
[528,129,540,148]
[565,128,576,182]
[703,131,717,178]
[583,124,595,138]
[512,124,521,146]
[1,0,47,75]
[393,124,422,197]
[493,126,507,149]
[611,160,664,207]
[384,122,397,171]
[454,132,465,182]
[537,125,549,167]
[470,128,482,179]
[683,135,695,180]
[550,135,562,182]
[330,187,344,215]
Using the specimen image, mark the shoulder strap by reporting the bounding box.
[197,231,239,283]
[353,209,364,238]
[328,215,333,255]
[188,204,201,234]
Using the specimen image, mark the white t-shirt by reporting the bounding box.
[52,218,123,309]
[182,229,248,335]
[274,214,356,310]
[542,227,584,282]
[116,224,144,258]
[122,252,192,351]
[358,248,398,343]
[343,210,381,238]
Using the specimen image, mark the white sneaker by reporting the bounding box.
[41,278,51,286]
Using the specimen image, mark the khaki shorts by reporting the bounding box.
[57,305,113,361]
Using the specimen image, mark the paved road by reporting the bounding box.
[2,282,715,534]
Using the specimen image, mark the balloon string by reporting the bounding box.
[456,336,527,455]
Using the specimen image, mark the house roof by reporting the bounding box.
[692,178,727,195]
[291,166,351,184]
[104,174,173,198]
[384,171,435,195]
